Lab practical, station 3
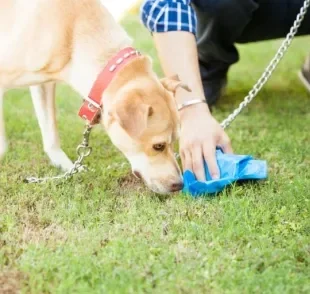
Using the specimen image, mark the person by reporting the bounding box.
[140,0,310,182]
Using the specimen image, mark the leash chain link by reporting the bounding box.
[25,125,93,183]
[25,0,309,183]
[220,0,310,129]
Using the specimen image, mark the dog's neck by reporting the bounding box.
[76,47,142,124]
[61,40,132,100]
[60,3,133,100]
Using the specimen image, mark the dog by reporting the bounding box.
[0,0,191,194]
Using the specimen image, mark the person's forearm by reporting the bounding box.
[153,31,211,114]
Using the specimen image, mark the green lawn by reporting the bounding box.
[1,13,310,294]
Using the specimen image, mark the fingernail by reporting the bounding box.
[212,174,220,180]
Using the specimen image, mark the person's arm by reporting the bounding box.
[140,0,233,181]
[153,31,206,112]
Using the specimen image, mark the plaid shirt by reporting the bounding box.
[140,0,197,35]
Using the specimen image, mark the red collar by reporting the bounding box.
[78,47,141,125]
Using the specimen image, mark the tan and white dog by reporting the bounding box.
[0,0,190,194]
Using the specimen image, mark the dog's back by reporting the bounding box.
[0,0,130,88]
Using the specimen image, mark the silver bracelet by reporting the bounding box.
[177,99,207,111]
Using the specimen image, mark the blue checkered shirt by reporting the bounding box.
[140,0,197,35]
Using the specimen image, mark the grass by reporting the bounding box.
[1,12,310,294]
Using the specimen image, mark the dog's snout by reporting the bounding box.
[170,181,183,192]
[133,170,142,179]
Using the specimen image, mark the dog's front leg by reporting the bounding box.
[30,82,73,171]
[0,88,7,159]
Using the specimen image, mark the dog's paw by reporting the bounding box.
[45,148,74,171]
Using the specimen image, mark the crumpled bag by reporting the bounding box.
[182,148,268,196]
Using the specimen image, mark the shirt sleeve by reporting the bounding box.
[140,0,197,35]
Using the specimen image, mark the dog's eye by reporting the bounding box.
[153,143,166,152]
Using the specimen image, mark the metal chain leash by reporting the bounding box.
[220,0,310,129]
[25,0,309,184]
[25,125,93,183]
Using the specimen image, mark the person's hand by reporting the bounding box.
[179,103,233,181]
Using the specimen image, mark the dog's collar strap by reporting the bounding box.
[78,47,141,124]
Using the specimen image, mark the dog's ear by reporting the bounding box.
[161,74,192,94]
[114,96,153,139]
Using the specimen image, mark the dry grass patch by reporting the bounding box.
[0,270,26,294]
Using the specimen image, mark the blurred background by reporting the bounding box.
[101,0,141,21]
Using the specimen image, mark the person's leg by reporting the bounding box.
[192,0,260,106]
[192,0,310,106]
[237,0,310,43]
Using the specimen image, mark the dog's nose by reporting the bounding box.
[170,182,184,192]
[133,170,142,179]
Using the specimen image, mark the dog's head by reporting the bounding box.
[102,55,191,194]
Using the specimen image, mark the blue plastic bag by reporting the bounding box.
[182,149,268,196]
